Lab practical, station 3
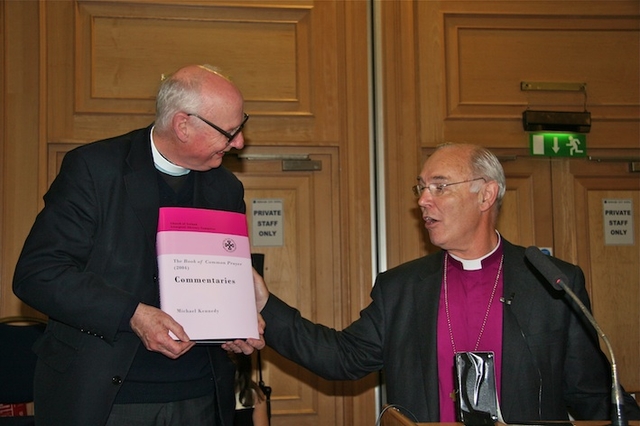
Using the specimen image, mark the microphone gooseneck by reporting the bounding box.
[524,246,627,426]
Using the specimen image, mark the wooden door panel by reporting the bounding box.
[46,1,344,145]
[553,159,640,392]
[416,1,640,148]
[498,156,553,249]
[223,147,349,425]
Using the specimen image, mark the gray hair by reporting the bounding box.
[154,72,203,131]
[469,146,506,209]
[437,143,506,209]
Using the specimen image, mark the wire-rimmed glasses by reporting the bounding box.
[412,177,486,198]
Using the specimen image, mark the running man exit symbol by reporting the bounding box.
[530,133,587,157]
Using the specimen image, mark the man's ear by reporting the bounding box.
[478,180,499,211]
[172,112,190,143]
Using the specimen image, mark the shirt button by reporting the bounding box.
[112,376,123,385]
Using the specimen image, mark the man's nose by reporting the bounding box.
[230,132,245,150]
[418,188,434,206]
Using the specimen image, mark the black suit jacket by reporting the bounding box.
[13,125,245,426]
[262,239,640,422]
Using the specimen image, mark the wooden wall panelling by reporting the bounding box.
[42,1,375,425]
[378,0,426,269]
[1,0,43,318]
[339,1,378,424]
[416,1,640,149]
[552,157,640,393]
[497,155,554,249]
[1,0,5,316]
[47,0,344,145]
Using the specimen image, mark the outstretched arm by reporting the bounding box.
[252,267,270,311]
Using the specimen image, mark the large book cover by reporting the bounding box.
[157,207,259,343]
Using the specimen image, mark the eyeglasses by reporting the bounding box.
[188,112,249,144]
[412,177,486,198]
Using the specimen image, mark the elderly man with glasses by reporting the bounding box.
[14,64,264,426]
[250,143,640,423]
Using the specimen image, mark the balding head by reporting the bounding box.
[154,64,243,133]
[151,64,247,171]
[432,143,506,211]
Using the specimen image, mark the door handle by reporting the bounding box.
[587,156,640,173]
[236,153,322,171]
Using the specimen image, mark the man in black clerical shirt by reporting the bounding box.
[14,65,264,426]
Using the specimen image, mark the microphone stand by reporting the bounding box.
[554,279,627,426]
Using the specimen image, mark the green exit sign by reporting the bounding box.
[529,133,587,157]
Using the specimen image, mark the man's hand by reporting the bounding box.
[130,303,195,359]
[222,313,266,354]
[222,268,270,354]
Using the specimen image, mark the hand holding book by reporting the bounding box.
[130,303,195,359]
[221,310,266,354]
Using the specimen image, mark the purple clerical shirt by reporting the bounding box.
[436,242,504,421]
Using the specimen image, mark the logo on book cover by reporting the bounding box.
[222,238,237,253]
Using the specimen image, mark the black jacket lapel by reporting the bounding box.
[124,125,160,246]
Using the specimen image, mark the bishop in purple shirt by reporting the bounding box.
[249,143,640,422]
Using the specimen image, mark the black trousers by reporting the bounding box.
[105,393,216,426]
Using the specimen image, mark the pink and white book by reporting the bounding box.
[157,207,258,343]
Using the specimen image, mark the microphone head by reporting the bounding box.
[524,246,568,291]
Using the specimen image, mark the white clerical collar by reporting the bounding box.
[449,231,502,271]
[150,127,190,176]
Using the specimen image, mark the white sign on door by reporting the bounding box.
[602,199,634,246]
[251,199,284,247]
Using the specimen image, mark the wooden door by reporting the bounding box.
[553,158,640,392]
[223,146,377,425]
[498,155,554,250]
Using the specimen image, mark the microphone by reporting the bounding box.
[524,246,627,426]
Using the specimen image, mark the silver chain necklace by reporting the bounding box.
[443,252,504,353]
